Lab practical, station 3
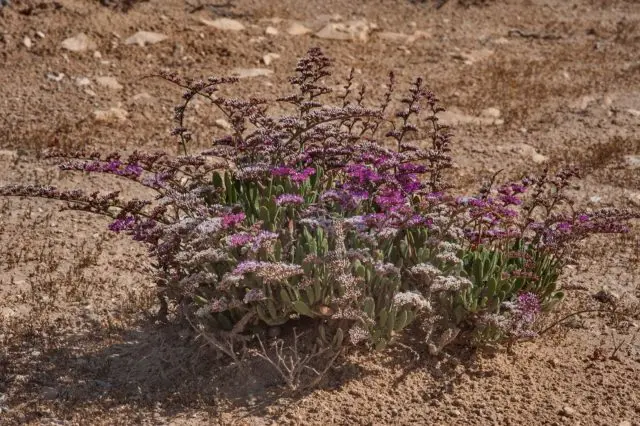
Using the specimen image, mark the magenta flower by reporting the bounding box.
[271,166,294,177]
[222,212,245,228]
[291,167,316,182]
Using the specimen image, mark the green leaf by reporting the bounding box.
[274,240,282,262]
[333,327,344,347]
[279,288,291,304]
[305,286,316,305]
[193,295,209,305]
[259,206,271,223]
[292,301,313,317]
[363,297,375,318]
[266,299,278,320]
[394,310,408,331]
[212,172,223,189]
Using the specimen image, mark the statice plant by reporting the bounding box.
[2,48,637,354]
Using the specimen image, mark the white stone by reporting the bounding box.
[315,20,370,42]
[215,119,232,130]
[378,30,429,44]
[439,107,503,126]
[559,406,576,418]
[0,150,17,159]
[22,36,32,49]
[624,155,640,168]
[377,32,410,43]
[46,72,65,82]
[263,53,280,66]
[286,22,312,36]
[200,17,245,31]
[131,92,153,103]
[92,107,129,122]
[61,33,97,52]
[93,50,102,59]
[36,31,45,39]
[75,77,92,86]
[496,143,549,164]
[480,107,501,119]
[96,76,123,90]
[265,26,279,36]
[124,31,167,47]
[451,48,494,65]
[231,68,273,79]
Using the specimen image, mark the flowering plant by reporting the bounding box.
[2,48,637,353]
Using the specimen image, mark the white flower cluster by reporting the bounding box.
[431,275,471,292]
[392,290,431,310]
[409,263,441,280]
[348,325,370,345]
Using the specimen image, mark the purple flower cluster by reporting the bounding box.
[108,215,135,232]
[515,292,541,323]
[271,166,315,183]
[62,160,143,178]
[276,193,305,206]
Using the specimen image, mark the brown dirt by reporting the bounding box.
[1,0,639,424]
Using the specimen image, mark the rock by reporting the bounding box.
[572,95,597,111]
[200,17,245,31]
[439,107,504,126]
[451,48,494,65]
[286,22,312,36]
[96,76,123,90]
[496,143,548,164]
[93,51,102,59]
[377,30,429,44]
[46,72,65,82]
[74,77,92,86]
[628,192,640,207]
[619,421,632,426]
[92,107,129,122]
[480,107,501,119]
[624,155,640,168]
[124,31,167,47]
[61,33,97,52]
[22,36,32,49]
[215,119,232,130]
[231,68,273,79]
[377,31,411,43]
[36,31,45,39]
[131,92,153,104]
[315,20,370,42]
[84,89,97,97]
[589,195,602,204]
[558,406,576,418]
[265,26,279,36]
[263,53,280,66]
[627,108,640,117]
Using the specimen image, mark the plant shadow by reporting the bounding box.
[0,317,369,423]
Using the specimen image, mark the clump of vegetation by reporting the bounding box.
[1,48,637,386]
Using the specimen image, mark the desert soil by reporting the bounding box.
[1,0,639,425]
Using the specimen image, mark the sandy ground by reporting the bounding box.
[0,0,639,424]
